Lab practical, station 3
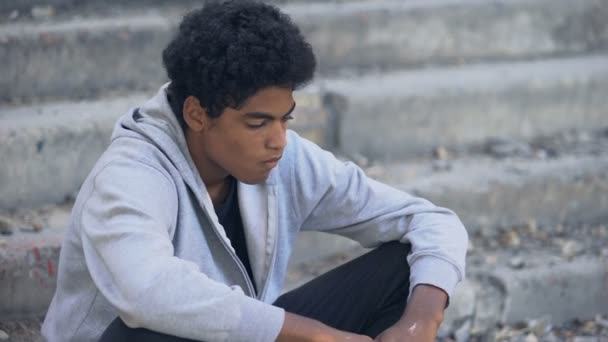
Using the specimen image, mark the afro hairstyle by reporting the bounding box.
[162,0,317,127]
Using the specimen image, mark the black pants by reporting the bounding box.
[99,241,411,341]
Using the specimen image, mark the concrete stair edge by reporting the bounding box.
[325,54,608,160]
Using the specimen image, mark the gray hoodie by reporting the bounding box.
[41,84,468,342]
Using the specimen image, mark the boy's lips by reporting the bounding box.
[263,156,282,163]
[263,156,281,169]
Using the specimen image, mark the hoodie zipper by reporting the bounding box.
[257,188,279,300]
[203,210,257,298]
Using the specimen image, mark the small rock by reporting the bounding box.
[528,317,552,337]
[485,137,532,158]
[117,30,131,41]
[535,230,548,241]
[480,225,494,238]
[0,329,8,340]
[31,5,55,18]
[577,131,592,143]
[436,322,452,339]
[0,215,15,235]
[21,217,45,233]
[581,320,597,334]
[20,225,37,233]
[467,240,475,253]
[572,336,598,342]
[494,326,518,341]
[507,164,531,175]
[0,239,6,248]
[485,254,498,265]
[561,329,575,339]
[433,146,450,160]
[501,230,521,247]
[596,225,607,238]
[8,10,19,20]
[39,31,65,46]
[32,222,44,232]
[541,332,559,342]
[596,314,608,328]
[558,239,584,258]
[432,159,452,172]
[509,256,525,269]
[477,327,497,342]
[454,319,471,342]
[524,333,538,342]
[350,153,369,168]
[534,149,548,159]
[561,130,577,144]
[364,165,385,179]
[525,219,538,235]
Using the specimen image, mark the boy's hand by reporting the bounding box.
[277,312,373,342]
[374,318,439,342]
[375,284,447,342]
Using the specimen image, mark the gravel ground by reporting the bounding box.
[452,315,608,342]
[467,222,608,269]
[0,318,43,342]
[468,128,608,160]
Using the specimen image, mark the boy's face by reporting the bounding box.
[186,86,296,185]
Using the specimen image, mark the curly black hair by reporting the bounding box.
[162,0,316,127]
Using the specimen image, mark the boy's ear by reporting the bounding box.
[183,96,210,132]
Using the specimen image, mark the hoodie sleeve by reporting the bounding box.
[288,132,468,300]
[79,159,284,342]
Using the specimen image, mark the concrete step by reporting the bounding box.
[324,54,608,160]
[2,0,607,103]
[0,207,68,319]
[0,88,331,210]
[384,154,608,234]
[2,148,606,319]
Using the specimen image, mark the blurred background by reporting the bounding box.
[1,0,607,341]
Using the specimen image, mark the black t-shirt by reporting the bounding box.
[214,177,257,292]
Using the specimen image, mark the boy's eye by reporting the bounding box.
[283,115,294,122]
[247,121,266,128]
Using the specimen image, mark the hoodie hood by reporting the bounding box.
[111,83,206,197]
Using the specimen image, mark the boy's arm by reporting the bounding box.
[286,132,468,304]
